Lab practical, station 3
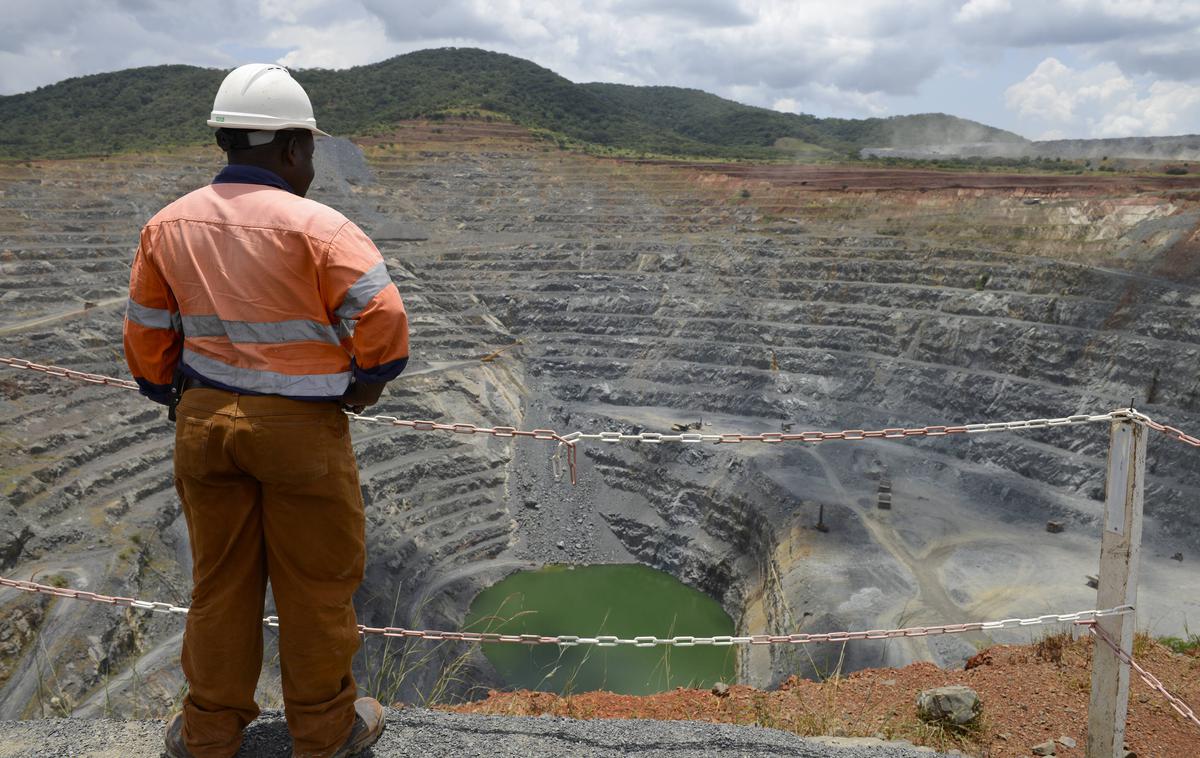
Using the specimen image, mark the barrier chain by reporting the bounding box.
[346,606,1134,648]
[0,576,191,617]
[0,356,139,391]
[0,356,580,484]
[4,357,1198,731]
[347,411,578,485]
[560,411,1123,445]
[5,357,1200,486]
[1084,621,1200,730]
[1127,410,1200,449]
[0,574,1132,648]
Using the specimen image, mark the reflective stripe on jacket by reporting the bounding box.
[123,166,408,404]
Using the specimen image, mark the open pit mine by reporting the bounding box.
[1,120,1199,718]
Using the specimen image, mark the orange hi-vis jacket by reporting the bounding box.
[123,165,409,404]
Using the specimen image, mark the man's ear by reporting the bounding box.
[282,133,301,166]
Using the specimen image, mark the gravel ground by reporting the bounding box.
[0,709,952,757]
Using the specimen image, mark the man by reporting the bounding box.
[123,63,408,758]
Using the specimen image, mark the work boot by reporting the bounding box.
[297,697,386,758]
[163,711,195,758]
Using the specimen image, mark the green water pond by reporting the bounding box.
[464,563,736,695]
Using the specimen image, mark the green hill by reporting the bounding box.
[580,84,1022,155]
[0,47,1025,160]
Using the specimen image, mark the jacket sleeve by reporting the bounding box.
[123,226,182,404]
[323,221,409,384]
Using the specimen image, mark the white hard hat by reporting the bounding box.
[208,63,331,139]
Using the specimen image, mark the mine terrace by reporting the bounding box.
[1,118,1198,753]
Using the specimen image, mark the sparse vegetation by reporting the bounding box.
[1133,630,1155,657]
[1034,630,1070,664]
[45,574,69,589]
[1157,632,1200,656]
[862,153,1091,174]
[358,591,533,706]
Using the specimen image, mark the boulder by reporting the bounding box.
[1032,740,1057,755]
[915,685,981,726]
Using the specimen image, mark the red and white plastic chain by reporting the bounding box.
[1126,410,1200,449]
[0,356,139,391]
[0,356,579,484]
[1,573,1133,648]
[4,358,1200,481]
[562,411,1125,445]
[1083,621,1200,730]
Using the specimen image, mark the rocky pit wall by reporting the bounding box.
[1,120,1199,718]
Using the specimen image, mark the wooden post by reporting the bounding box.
[1087,419,1147,758]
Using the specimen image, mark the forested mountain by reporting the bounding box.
[0,47,1024,159]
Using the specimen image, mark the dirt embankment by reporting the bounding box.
[449,636,1200,757]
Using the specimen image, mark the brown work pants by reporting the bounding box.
[173,389,365,758]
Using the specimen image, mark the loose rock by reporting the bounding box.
[1032,739,1057,755]
[915,685,981,726]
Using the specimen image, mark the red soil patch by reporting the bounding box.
[444,637,1200,756]
[359,119,1200,197]
[625,161,1200,195]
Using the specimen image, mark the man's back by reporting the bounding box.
[125,169,408,403]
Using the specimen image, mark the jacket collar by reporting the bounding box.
[212,164,296,194]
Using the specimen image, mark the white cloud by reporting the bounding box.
[260,0,947,116]
[954,0,1198,45]
[774,85,890,118]
[1095,79,1200,137]
[612,0,754,26]
[272,18,400,70]
[1006,57,1200,137]
[955,0,1011,24]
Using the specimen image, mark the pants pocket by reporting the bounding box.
[174,414,213,478]
[246,416,340,484]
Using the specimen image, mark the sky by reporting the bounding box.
[2,0,1199,140]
